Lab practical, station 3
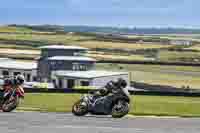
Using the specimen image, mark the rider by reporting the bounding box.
[2,74,25,97]
[91,78,128,97]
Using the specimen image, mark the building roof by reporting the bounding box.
[0,58,37,70]
[40,45,88,50]
[48,56,96,62]
[54,70,128,79]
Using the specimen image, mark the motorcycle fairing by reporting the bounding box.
[15,86,25,98]
[89,95,113,115]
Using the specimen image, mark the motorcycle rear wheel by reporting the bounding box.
[111,100,129,118]
[72,100,88,116]
[2,95,19,112]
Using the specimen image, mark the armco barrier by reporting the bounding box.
[130,90,200,97]
[23,88,200,97]
[131,81,200,93]
[24,88,89,93]
[98,60,200,67]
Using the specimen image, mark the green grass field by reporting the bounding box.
[126,34,200,42]
[185,44,200,51]
[0,44,38,50]
[157,51,200,62]
[96,63,200,89]
[0,26,57,34]
[0,26,33,33]
[0,33,172,51]
[96,63,200,72]
[87,53,153,61]
[1,26,200,89]
[132,71,200,89]
[77,41,172,50]
[17,93,200,117]
[0,33,93,46]
[1,26,200,63]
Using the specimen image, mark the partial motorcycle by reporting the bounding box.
[0,76,25,112]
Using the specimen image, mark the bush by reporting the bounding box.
[33,83,49,91]
[74,86,97,90]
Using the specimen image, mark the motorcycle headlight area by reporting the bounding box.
[80,102,87,106]
[81,95,89,101]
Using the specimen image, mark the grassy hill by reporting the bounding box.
[0,26,33,33]
[0,25,200,63]
[0,25,200,89]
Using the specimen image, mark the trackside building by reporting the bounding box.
[0,45,130,89]
[0,58,37,82]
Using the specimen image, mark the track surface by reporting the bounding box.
[0,112,199,133]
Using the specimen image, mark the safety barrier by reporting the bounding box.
[23,88,200,97]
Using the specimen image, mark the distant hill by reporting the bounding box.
[9,24,200,34]
[8,24,64,33]
[63,26,200,35]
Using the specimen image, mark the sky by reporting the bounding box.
[0,0,199,28]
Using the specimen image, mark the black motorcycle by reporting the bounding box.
[72,84,130,118]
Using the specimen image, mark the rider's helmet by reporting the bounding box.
[15,74,25,85]
[105,81,116,90]
[117,78,127,88]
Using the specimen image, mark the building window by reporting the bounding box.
[33,76,37,82]
[27,74,31,82]
[74,52,86,56]
[72,63,87,71]
[14,72,21,76]
[72,63,79,71]
[58,78,63,88]
[42,78,48,82]
[2,70,9,77]
[58,61,63,65]
[67,79,75,89]
[52,79,58,88]
[50,61,56,66]
[80,65,87,71]
[81,81,90,86]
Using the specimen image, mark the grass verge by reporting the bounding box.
[18,93,200,117]
[96,63,200,89]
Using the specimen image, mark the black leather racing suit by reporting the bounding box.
[92,79,128,97]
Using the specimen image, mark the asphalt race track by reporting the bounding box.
[0,112,199,133]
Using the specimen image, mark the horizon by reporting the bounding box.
[1,0,199,28]
[2,24,200,30]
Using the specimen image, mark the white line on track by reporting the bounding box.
[54,125,147,132]
[13,111,181,119]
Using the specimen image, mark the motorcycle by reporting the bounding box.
[0,84,24,112]
[72,84,130,118]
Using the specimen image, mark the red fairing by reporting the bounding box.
[16,86,25,97]
[3,85,12,92]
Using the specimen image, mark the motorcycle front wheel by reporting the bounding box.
[2,95,19,112]
[72,100,88,116]
[111,100,129,118]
